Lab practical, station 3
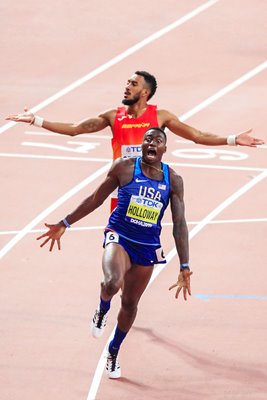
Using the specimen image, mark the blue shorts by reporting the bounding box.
[103,230,166,266]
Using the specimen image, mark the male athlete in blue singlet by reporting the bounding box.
[37,127,193,379]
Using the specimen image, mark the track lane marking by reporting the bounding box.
[0,162,111,260]
[1,217,267,236]
[0,0,219,136]
[178,61,267,122]
[0,152,266,173]
[87,169,267,400]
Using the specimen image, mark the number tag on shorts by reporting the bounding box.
[105,231,119,245]
[156,247,166,262]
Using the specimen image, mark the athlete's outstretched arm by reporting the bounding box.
[36,159,122,251]
[158,109,264,147]
[6,107,115,136]
[168,169,192,300]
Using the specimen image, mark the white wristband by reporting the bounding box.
[62,218,71,228]
[227,134,237,146]
[33,116,44,127]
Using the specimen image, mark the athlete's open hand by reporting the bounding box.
[169,269,193,300]
[5,106,34,124]
[236,129,265,147]
[36,223,66,252]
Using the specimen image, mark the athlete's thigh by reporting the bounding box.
[122,264,154,303]
[102,243,131,281]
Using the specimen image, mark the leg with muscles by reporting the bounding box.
[91,241,130,338]
[107,264,154,378]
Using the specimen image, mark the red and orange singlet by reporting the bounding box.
[110,104,159,211]
[112,104,158,160]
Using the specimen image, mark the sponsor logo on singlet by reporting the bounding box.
[121,144,142,158]
[126,195,163,227]
[121,122,150,129]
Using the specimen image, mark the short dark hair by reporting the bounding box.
[145,126,167,142]
[135,71,157,100]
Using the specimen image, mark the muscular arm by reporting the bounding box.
[42,113,111,136]
[6,108,116,136]
[168,169,192,300]
[158,109,264,147]
[36,158,134,251]
[64,161,121,224]
[36,164,118,250]
[169,170,189,264]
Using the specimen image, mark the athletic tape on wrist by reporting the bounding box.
[33,116,44,127]
[227,135,237,146]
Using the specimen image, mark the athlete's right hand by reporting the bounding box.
[5,106,34,124]
[36,223,66,252]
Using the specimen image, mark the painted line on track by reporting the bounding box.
[0,152,266,173]
[0,0,219,136]
[1,218,267,236]
[195,293,267,301]
[0,162,111,260]
[0,0,265,396]
[178,60,267,122]
[86,169,267,400]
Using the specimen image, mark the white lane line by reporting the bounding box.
[24,131,112,139]
[0,152,111,163]
[179,60,267,122]
[2,57,265,161]
[0,162,111,260]
[2,58,266,161]
[0,0,219,136]
[87,169,267,400]
[1,218,267,236]
[0,152,266,173]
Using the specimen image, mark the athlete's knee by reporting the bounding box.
[101,276,123,297]
[121,296,138,317]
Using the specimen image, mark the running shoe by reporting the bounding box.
[106,351,121,379]
[91,308,108,338]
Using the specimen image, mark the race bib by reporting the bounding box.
[105,231,119,245]
[126,195,163,226]
[156,247,166,262]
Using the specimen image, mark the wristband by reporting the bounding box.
[180,263,190,269]
[33,115,44,127]
[227,134,237,146]
[62,218,71,228]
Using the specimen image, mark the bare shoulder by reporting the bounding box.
[157,108,179,127]
[115,157,135,172]
[111,156,135,170]
[169,167,184,195]
[98,108,117,124]
[109,157,135,185]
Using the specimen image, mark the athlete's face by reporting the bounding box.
[122,74,149,105]
[142,130,167,163]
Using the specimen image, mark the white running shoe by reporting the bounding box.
[91,308,108,338]
[106,351,121,379]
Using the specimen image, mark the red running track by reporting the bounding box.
[1,1,267,399]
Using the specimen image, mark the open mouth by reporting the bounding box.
[146,148,157,159]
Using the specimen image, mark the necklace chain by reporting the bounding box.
[141,160,163,173]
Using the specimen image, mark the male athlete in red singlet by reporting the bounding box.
[110,103,159,209]
[112,104,158,160]
[6,70,264,210]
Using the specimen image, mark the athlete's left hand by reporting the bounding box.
[169,269,193,300]
[236,129,265,147]
[36,223,66,252]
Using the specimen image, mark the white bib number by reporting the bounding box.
[105,231,119,245]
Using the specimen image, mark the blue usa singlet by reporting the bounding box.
[106,157,170,246]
